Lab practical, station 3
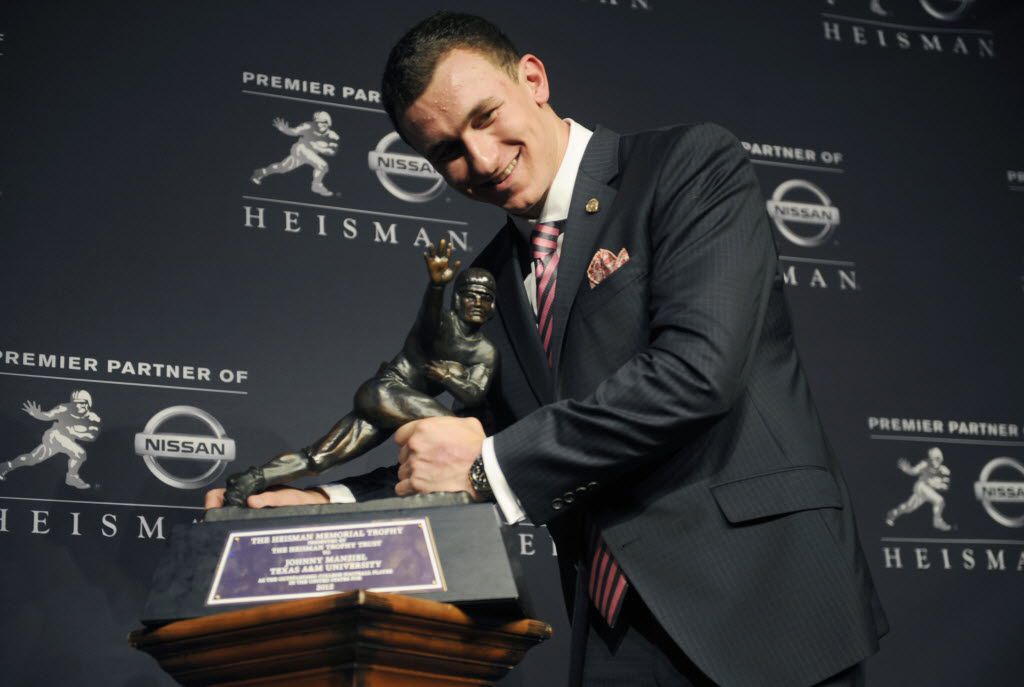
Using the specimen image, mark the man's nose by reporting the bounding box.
[463,133,498,180]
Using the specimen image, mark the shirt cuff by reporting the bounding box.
[317,483,357,504]
[482,436,527,524]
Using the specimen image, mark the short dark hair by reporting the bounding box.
[381,12,520,136]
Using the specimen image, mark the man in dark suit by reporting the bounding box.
[207,12,887,686]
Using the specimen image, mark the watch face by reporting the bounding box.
[471,456,492,494]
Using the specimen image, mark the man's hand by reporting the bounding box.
[394,416,484,499]
[424,239,461,285]
[204,486,329,510]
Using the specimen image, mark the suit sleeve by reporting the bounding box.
[492,124,777,525]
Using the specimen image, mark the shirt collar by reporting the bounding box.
[511,119,594,240]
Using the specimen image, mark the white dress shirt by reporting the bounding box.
[484,119,594,523]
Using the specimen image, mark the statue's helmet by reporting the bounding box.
[928,447,944,463]
[454,267,496,296]
[313,110,332,126]
[71,389,92,408]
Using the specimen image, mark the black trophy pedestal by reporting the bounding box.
[142,493,525,625]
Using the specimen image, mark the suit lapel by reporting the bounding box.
[493,220,554,405]
[550,127,620,381]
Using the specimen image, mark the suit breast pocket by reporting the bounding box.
[563,261,650,388]
[578,260,647,320]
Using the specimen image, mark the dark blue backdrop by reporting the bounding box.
[1,1,1022,685]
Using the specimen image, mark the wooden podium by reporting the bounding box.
[129,590,552,686]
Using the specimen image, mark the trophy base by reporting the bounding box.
[142,492,525,625]
[204,491,473,522]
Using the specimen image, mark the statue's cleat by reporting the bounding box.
[65,474,90,489]
[251,169,264,185]
[934,519,952,532]
[224,467,265,508]
[884,510,896,527]
[223,489,246,508]
[311,184,333,197]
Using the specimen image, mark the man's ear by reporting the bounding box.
[518,54,550,107]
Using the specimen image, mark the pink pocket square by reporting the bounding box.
[587,247,630,289]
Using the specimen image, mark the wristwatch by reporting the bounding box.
[469,454,493,499]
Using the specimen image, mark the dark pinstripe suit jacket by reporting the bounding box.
[472,123,887,686]
[340,123,888,686]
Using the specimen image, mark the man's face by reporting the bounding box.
[401,49,563,218]
[456,286,495,324]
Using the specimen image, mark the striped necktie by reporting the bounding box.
[587,523,629,626]
[531,221,630,626]
[530,222,561,366]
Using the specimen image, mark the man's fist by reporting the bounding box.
[394,416,485,499]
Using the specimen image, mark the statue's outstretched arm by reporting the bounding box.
[416,239,461,347]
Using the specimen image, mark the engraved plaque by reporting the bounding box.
[207,517,445,605]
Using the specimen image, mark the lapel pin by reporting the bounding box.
[585,197,600,214]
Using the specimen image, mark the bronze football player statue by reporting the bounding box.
[223,240,498,507]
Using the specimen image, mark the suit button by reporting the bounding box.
[551,497,564,511]
[588,481,599,490]
[576,486,588,496]
[563,491,576,504]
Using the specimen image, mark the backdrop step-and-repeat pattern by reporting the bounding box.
[1,1,1022,685]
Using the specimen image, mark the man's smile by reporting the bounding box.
[487,150,520,189]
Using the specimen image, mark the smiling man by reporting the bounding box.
[207,12,886,686]
[399,52,567,217]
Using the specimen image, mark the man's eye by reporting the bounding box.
[476,108,498,128]
[433,145,461,164]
